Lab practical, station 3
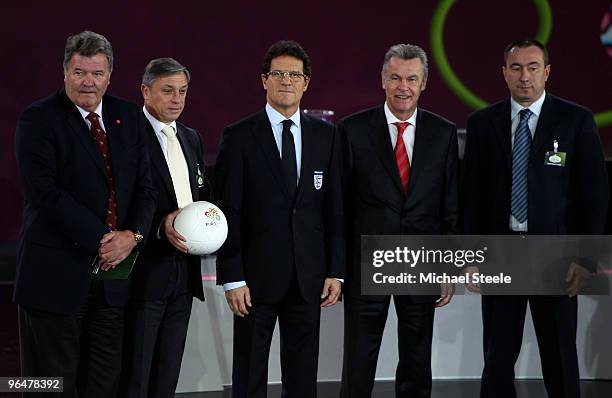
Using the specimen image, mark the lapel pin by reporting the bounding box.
[115,119,121,125]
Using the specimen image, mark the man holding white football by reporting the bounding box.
[119,57,211,398]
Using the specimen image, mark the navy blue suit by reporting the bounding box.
[215,110,345,398]
[463,94,608,398]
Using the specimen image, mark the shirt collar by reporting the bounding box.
[384,102,417,128]
[510,90,546,120]
[265,103,301,128]
[143,106,177,134]
[76,100,104,120]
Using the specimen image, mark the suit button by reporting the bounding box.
[292,208,296,214]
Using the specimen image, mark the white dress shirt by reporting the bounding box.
[384,102,417,162]
[266,103,303,179]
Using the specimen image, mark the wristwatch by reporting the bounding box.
[133,230,144,244]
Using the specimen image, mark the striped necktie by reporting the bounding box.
[511,108,533,223]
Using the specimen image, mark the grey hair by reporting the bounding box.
[142,58,191,87]
[382,44,428,78]
[63,31,113,72]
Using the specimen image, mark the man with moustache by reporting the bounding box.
[339,44,458,398]
[14,31,156,397]
[119,58,210,397]
[215,40,345,397]
[463,39,608,398]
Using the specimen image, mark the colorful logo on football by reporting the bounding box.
[204,208,221,221]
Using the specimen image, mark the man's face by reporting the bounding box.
[261,55,309,117]
[503,45,550,106]
[382,56,427,120]
[64,53,111,112]
[142,72,189,123]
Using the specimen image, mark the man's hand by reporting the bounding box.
[320,278,341,308]
[162,209,189,253]
[436,283,455,308]
[566,262,593,297]
[463,265,481,293]
[225,285,252,317]
[98,230,137,270]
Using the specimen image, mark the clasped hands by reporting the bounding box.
[97,230,138,270]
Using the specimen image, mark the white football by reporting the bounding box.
[173,201,228,255]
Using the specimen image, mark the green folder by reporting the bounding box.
[93,250,139,280]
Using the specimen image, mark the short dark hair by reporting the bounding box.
[63,30,113,72]
[142,58,191,87]
[503,39,549,66]
[262,40,311,78]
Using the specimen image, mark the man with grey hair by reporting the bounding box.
[119,57,210,398]
[339,43,458,397]
[14,30,156,397]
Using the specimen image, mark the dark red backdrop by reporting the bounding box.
[2,0,611,242]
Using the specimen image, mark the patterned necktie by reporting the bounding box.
[393,122,411,193]
[511,108,533,223]
[86,112,117,230]
[162,125,193,208]
[281,119,297,198]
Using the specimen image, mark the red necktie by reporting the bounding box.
[393,122,411,193]
[86,112,118,230]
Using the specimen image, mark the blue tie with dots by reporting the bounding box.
[511,108,533,224]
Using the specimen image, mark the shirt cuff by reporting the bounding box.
[223,281,247,291]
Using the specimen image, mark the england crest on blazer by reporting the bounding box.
[314,171,323,190]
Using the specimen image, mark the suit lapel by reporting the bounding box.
[368,106,404,195]
[531,94,558,157]
[491,100,512,169]
[102,99,130,208]
[294,113,312,204]
[407,109,433,194]
[176,126,198,201]
[252,111,290,199]
[144,118,177,203]
[61,91,106,177]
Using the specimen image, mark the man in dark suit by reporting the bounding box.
[14,31,156,397]
[119,58,210,397]
[215,40,345,398]
[462,39,608,398]
[339,44,458,398]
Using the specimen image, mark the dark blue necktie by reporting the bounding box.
[281,119,297,198]
[511,108,533,224]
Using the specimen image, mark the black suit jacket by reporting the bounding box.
[129,113,210,301]
[14,90,157,314]
[339,106,459,300]
[463,94,608,235]
[215,110,345,304]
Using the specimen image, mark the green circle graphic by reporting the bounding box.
[431,0,612,127]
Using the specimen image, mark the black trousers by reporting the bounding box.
[231,279,321,398]
[19,278,123,398]
[340,295,436,398]
[119,255,194,398]
[480,295,579,398]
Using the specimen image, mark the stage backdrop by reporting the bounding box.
[2,0,611,241]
